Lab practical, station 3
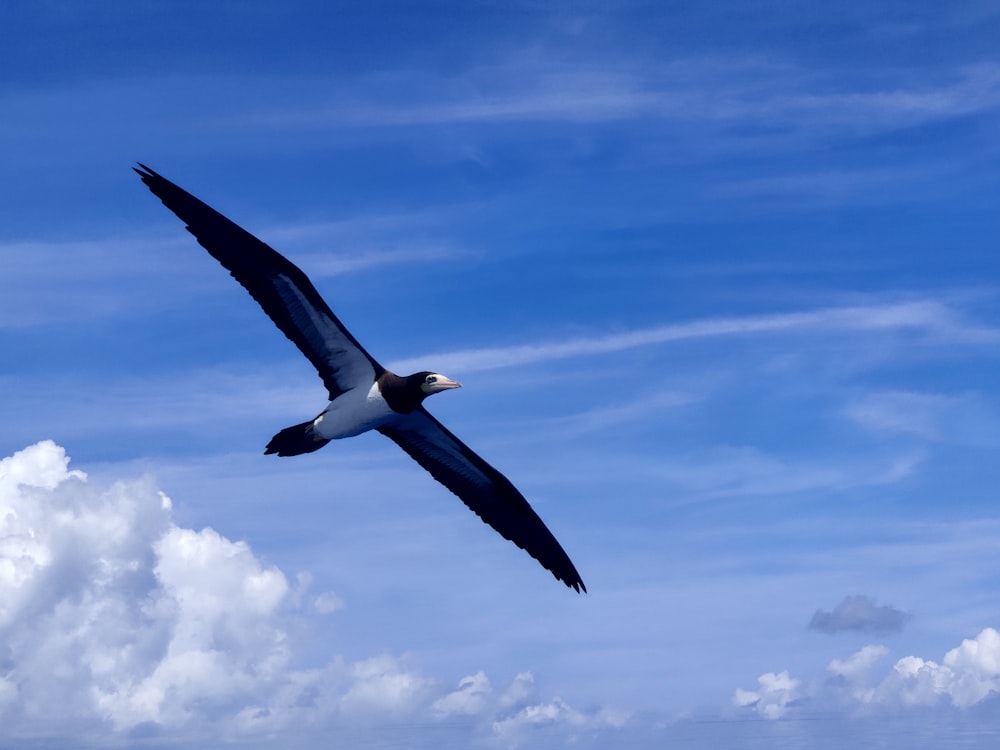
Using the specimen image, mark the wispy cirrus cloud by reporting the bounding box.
[254,207,477,274]
[0,235,193,327]
[539,391,700,436]
[0,217,465,328]
[716,164,954,203]
[390,299,998,374]
[228,59,1000,141]
[0,367,320,448]
[649,446,921,500]
[846,390,1000,447]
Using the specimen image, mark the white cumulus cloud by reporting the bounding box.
[876,629,1000,709]
[340,654,432,716]
[736,629,1000,722]
[733,670,801,719]
[432,671,492,717]
[0,441,622,747]
[829,644,891,682]
[0,441,301,736]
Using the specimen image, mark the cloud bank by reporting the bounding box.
[0,441,617,747]
[735,629,1000,720]
[4,441,998,747]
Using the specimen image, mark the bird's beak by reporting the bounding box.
[427,376,462,393]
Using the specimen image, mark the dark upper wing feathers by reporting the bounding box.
[134,164,382,399]
[378,409,586,592]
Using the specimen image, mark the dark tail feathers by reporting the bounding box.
[264,420,331,457]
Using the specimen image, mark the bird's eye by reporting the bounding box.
[426,375,437,384]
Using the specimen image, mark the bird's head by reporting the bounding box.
[416,371,463,395]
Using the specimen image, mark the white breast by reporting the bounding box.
[312,382,398,439]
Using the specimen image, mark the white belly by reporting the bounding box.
[312,382,398,439]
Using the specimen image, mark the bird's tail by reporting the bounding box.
[264,420,331,457]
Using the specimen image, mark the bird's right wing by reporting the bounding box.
[135,164,381,400]
[378,408,586,592]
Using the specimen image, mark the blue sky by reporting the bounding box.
[3,1,1000,747]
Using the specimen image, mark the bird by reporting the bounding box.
[134,164,585,593]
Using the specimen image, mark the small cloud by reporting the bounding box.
[339,655,431,717]
[431,670,628,743]
[492,697,586,738]
[809,595,909,634]
[432,672,492,718]
[828,644,891,682]
[826,644,892,704]
[313,591,345,615]
[733,670,801,719]
[499,671,537,708]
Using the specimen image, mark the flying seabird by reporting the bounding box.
[135,164,585,593]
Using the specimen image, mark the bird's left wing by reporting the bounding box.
[378,409,586,592]
[134,163,382,400]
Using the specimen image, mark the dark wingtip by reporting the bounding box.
[133,162,159,183]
